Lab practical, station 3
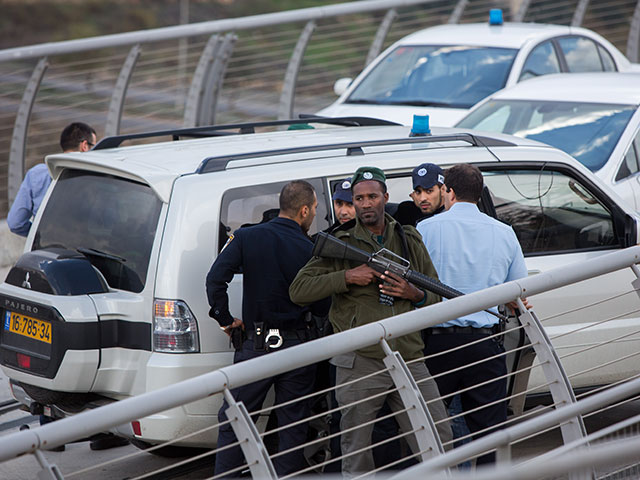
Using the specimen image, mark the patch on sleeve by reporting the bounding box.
[220,233,234,253]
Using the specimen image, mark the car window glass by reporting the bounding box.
[347,45,517,109]
[33,169,162,293]
[219,179,329,251]
[519,41,560,81]
[483,169,618,255]
[616,130,640,181]
[616,146,639,182]
[597,44,616,71]
[557,36,602,72]
[465,102,512,132]
[458,99,636,171]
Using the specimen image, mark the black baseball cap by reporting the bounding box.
[333,178,353,203]
[412,163,444,190]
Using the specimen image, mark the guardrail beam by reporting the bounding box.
[222,388,277,479]
[105,44,141,137]
[381,339,445,460]
[448,0,468,24]
[34,449,63,480]
[571,0,590,26]
[278,20,316,121]
[513,0,532,22]
[628,0,640,62]
[515,300,587,446]
[8,57,48,205]
[365,9,397,66]
[204,32,237,126]
[183,34,222,127]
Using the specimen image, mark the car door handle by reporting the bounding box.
[527,269,541,276]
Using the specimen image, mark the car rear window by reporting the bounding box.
[33,169,162,293]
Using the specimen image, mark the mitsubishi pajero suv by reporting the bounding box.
[1,117,639,452]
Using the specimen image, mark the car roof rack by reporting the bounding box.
[92,116,400,150]
[197,133,516,173]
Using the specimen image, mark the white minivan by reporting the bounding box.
[1,118,639,452]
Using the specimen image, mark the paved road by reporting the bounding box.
[0,368,210,479]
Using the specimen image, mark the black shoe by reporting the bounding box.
[89,433,130,451]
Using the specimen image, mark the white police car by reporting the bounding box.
[456,72,640,210]
[317,10,635,126]
[1,117,639,452]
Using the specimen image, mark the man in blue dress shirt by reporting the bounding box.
[7,122,96,236]
[417,163,528,465]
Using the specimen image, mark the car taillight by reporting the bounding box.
[16,353,31,369]
[153,299,200,353]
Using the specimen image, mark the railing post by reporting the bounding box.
[495,442,511,464]
[627,0,640,63]
[513,0,532,22]
[105,44,141,137]
[515,299,587,446]
[33,449,63,480]
[204,32,236,126]
[8,57,48,205]
[183,34,222,127]
[571,0,591,27]
[277,20,316,121]
[448,0,468,24]
[222,389,277,479]
[380,339,445,460]
[365,9,397,67]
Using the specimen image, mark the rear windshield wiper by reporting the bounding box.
[77,247,127,263]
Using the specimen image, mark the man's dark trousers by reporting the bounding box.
[424,332,507,465]
[214,338,316,477]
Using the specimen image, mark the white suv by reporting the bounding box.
[1,118,639,452]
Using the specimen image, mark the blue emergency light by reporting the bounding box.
[410,114,431,136]
[489,9,504,26]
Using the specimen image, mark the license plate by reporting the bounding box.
[3,310,52,344]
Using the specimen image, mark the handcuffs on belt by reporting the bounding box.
[254,322,283,351]
[265,329,283,350]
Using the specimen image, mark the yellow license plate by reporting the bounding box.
[4,311,52,344]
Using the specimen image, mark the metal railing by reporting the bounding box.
[1,0,639,216]
[1,245,640,478]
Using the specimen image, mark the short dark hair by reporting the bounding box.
[279,180,315,215]
[60,122,96,151]
[444,164,483,203]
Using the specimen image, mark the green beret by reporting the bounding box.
[351,166,386,189]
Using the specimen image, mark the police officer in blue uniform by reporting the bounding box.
[206,180,330,477]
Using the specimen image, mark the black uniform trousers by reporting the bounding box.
[424,331,507,465]
[214,338,316,477]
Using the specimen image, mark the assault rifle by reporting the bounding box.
[312,231,507,322]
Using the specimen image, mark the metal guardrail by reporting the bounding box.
[0,245,640,478]
[391,378,640,480]
[0,0,639,216]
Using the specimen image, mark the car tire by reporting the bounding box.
[130,438,210,458]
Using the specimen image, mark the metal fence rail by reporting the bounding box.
[0,245,640,478]
[0,0,639,216]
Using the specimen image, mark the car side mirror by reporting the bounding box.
[333,77,353,96]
